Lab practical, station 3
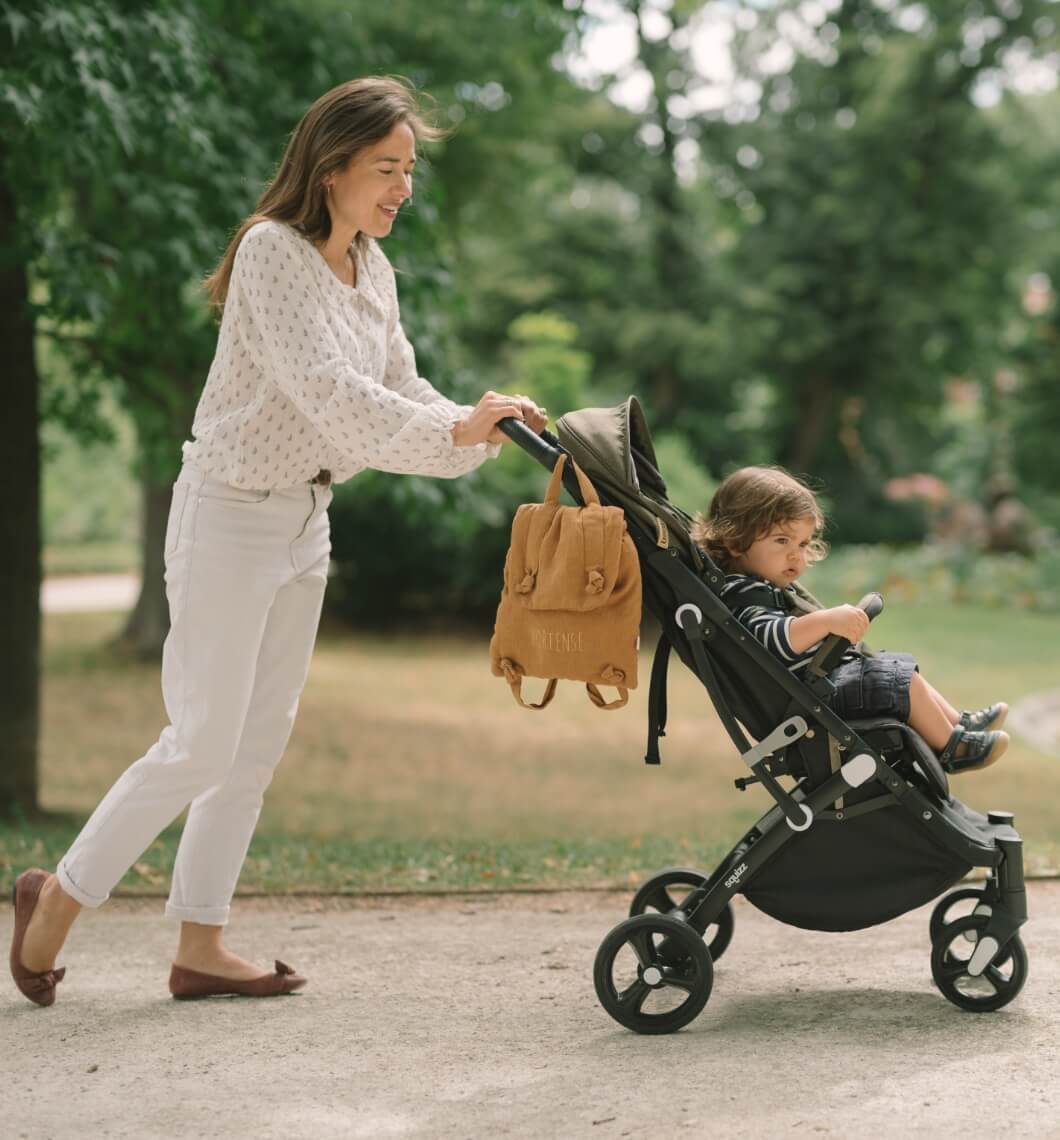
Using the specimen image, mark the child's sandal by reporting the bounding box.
[958,702,1009,732]
[938,725,1010,774]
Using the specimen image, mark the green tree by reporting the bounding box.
[1,0,230,814]
[695,0,1058,538]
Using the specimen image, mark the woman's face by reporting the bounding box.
[328,120,416,238]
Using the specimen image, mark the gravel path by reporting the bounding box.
[4,883,1059,1140]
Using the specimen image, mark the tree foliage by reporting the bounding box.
[5,0,1060,811]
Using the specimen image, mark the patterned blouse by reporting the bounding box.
[182,219,499,488]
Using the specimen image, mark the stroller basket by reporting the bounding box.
[499,401,1029,1034]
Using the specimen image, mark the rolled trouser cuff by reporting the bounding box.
[165,900,230,926]
[56,860,110,909]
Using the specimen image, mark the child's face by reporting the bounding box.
[729,516,817,588]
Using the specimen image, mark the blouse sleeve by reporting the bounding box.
[375,244,502,460]
[230,222,494,479]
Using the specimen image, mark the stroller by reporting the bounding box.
[502,397,1029,1035]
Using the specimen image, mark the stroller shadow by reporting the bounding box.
[688,984,1034,1046]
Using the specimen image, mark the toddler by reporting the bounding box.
[691,466,1009,774]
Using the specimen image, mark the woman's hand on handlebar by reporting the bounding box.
[451,392,548,448]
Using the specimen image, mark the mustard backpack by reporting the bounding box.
[489,453,642,710]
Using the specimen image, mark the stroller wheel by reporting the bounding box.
[594,914,713,1035]
[930,914,1028,1013]
[629,868,735,963]
[928,886,992,944]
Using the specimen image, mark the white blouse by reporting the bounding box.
[182,219,499,488]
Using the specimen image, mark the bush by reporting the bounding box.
[805,540,1060,613]
[326,448,552,629]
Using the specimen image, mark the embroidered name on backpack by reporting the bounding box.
[531,629,585,654]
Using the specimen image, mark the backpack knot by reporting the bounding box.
[516,570,536,594]
[600,665,625,685]
[585,569,605,594]
[499,657,523,684]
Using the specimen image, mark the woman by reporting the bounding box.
[10,76,546,1006]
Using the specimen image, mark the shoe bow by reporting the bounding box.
[26,966,66,993]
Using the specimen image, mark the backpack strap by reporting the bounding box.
[497,658,558,710]
[586,680,629,710]
[586,665,630,710]
[544,452,600,507]
[644,631,673,764]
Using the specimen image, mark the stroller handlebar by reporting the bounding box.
[497,416,564,471]
[857,591,884,621]
[497,416,590,505]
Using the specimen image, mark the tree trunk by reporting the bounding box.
[787,375,835,475]
[117,476,173,659]
[0,172,41,817]
[634,0,695,425]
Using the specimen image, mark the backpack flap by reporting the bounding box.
[506,455,625,612]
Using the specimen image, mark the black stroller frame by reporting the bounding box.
[502,413,1029,1034]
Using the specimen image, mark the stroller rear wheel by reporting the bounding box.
[930,914,1028,1012]
[594,914,713,1034]
[629,868,735,962]
[928,886,992,944]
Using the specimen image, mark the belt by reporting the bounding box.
[310,469,332,486]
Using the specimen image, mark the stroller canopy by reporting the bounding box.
[555,397,704,571]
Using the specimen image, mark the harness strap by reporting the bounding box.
[498,658,558,710]
[645,631,673,764]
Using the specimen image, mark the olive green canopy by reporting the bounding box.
[555,396,702,569]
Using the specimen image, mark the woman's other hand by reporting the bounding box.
[451,392,548,447]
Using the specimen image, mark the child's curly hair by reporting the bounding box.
[691,466,829,571]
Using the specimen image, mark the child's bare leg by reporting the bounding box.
[918,674,960,724]
[907,672,956,750]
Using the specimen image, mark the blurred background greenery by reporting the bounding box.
[4,0,1059,856]
[12,0,1058,631]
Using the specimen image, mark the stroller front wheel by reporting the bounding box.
[928,886,992,944]
[629,868,735,963]
[594,914,713,1035]
[930,914,1028,1012]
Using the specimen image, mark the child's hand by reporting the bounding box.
[823,604,871,643]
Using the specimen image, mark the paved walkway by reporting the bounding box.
[41,573,140,614]
[3,884,1059,1139]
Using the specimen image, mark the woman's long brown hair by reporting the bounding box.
[203,76,445,314]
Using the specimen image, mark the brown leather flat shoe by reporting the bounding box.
[9,868,66,1007]
[169,959,307,1000]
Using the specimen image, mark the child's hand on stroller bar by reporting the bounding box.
[821,604,871,643]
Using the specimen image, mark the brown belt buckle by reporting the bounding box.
[312,469,332,486]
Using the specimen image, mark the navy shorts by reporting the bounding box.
[827,651,919,722]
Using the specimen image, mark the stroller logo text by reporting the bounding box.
[532,629,585,654]
[724,862,748,889]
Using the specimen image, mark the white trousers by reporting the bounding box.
[57,462,333,925]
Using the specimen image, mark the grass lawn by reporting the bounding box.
[3,603,1058,896]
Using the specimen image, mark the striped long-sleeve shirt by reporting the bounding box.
[720,574,858,673]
